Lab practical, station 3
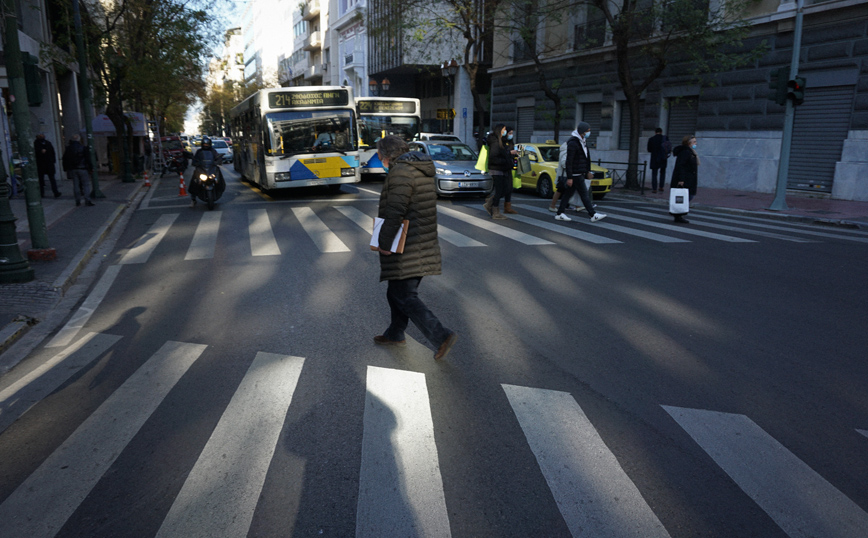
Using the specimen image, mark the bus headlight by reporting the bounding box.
[340,168,355,177]
[275,172,291,181]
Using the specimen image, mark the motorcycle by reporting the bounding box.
[190,164,226,210]
[161,152,187,177]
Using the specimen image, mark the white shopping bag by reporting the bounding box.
[669,188,689,215]
[568,179,593,208]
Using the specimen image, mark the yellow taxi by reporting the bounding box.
[516,142,612,200]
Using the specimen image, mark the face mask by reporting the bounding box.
[584,132,591,139]
[507,134,513,140]
[383,165,389,172]
[691,144,697,150]
[501,131,507,137]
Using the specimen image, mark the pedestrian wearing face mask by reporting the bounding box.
[502,127,518,214]
[555,122,607,222]
[483,123,516,220]
[669,135,699,223]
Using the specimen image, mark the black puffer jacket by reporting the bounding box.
[377,151,441,281]
[486,132,512,173]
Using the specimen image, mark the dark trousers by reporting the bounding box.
[504,172,514,202]
[651,164,667,191]
[384,277,451,347]
[557,176,596,216]
[38,171,60,197]
[489,172,508,206]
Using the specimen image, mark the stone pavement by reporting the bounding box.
[1,178,866,359]
[0,173,145,355]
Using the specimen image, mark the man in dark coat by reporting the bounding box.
[34,133,61,198]
[646,127,671,193]
[555,121,607,222]
[61,135,94,206]
[373,135,457,361]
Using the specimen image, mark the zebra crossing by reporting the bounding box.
[116,203,868,263]
[2,335,866,537]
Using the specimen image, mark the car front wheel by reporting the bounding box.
[537,174,553,199]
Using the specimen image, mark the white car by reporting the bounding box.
[212,139,233,163]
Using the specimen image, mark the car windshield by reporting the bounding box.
[163,140,183,151]
[266,110,357,155]
[212,140,228,149]
[427,143,477,161]
[539,146,559,162]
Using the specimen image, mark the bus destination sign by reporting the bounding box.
[269,90,350,108]
[359,100,417,114]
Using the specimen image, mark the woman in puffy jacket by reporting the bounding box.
[483,123,514,220]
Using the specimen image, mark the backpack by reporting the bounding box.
[555,140,569,180]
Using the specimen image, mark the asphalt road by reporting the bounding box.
[1,165,866,537]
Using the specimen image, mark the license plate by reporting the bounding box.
[308,179,326,186]
[458,182,479,188]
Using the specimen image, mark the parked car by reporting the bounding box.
[408,141,493,197]
[418,133,462,142]
[211,138,234,163]
[516,142,612,199]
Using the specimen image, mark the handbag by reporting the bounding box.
[516,154,531,175]
[475,145,488,172]
[512,171,522,189]
[568,180,593,208]
[669,188,689,215]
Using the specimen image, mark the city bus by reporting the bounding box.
[230,86,360,191]
[355,97,421,180]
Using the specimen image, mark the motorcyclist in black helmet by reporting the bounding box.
[190,136,224,207]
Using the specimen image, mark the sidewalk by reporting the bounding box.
[609,186,868,228]
[0,173,145,355]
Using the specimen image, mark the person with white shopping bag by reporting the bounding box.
[669,135,699,224]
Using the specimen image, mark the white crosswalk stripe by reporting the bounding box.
[664,405,868,538]
[438,205,554,245]
[607,207,816,242]
[3,338,867,537]
[293,206,351,252]
[46,264,122,348]
[185,210,223,260]
[337,205,486,247]
[504,384,671,537]
[357,366,452,537]
[156,352,305,538]
[602,212,756,242]
[480,206,623,244]
[516,204,688,243]
[248,208,281,256]
[0,341,207,538]
[119,213,179,264]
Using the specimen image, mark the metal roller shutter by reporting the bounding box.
[667,97,698,147]
[516,106,535,142]
[619,100,644,150]
[787,86,853,193]
[581,103,601,148]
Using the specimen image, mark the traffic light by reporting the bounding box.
[787,77,806,106]
[768,67,788,106]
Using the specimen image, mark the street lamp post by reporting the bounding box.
[440,60,459,133]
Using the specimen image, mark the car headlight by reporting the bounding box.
[340,168,355,177]
[436,168,452,175]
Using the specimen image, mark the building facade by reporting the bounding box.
[489,0,868,201]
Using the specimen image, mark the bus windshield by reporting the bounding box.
[359,116,420,146]
[266,110,357,156]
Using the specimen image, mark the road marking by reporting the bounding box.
[493,206,622,244]
[663,405,868,538]
[337,205,486,247]
[185,211,223,260]
[292,206,350,252]
[0,341,207,538]
[504,384,671,538]
[334,205,374,232]
[0,332,122,434]
[46,265,122,348]
[607,207,815,242]
[248,208,281,256]
[357,366,451,538]
[119,213,179,264]
[602,213,755,242]
[516,204,689,242]
[438,205,553,245]
[156,352,304,538]
[857,429,868,439]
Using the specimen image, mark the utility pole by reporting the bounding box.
[72,0,104,198]
[0,150,34,283]
[3,0,54,260]
[769,0,805,211]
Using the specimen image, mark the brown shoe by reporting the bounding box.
[434,332,458,360]
[491,207,507,220]
[374,335,406,346]
[483,195,494,216]
[504,202,518,214]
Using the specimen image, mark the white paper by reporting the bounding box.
[371,217,404,252]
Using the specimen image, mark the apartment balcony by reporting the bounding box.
[303,63,323,81]
[304,30,321,51]
[302,0,320,21]
[344,52,363,70]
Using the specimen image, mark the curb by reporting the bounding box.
[607,191,867,230]
[0,181,146,357]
